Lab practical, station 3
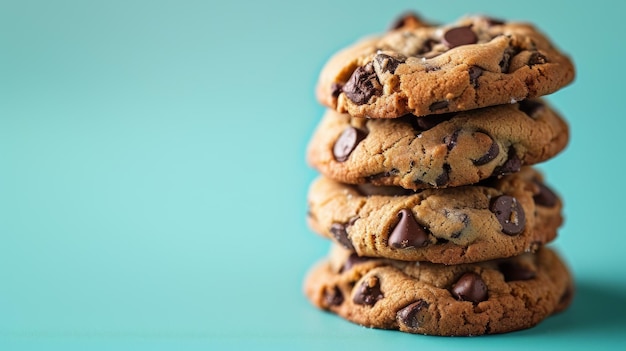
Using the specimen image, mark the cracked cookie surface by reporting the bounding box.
[317,14,575,118]
[307,167,562,264]
[307,99,568,190]
[304,245,573,336]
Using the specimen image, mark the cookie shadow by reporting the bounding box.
[537,280,626,333]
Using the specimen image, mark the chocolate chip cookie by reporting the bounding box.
[304,244,573,336]
[307,167,562,264]
[307,99,568,190]
[317,14,575,118]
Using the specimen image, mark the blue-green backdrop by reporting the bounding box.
[1,0,624,349]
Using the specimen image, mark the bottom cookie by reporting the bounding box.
[304,245,573,336]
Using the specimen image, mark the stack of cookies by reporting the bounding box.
[303,12,575,336]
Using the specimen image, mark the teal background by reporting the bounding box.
[1,0,624,349]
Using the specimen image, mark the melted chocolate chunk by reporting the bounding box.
[499,46,521,73]
[330,223,355,250]
[499,262,536,282]
[435,164,451,186]
[443,26,478,48]
[374,53,405,74]
[397,300,430,328]
[494,148,522,175]
[451,272,488,303]
[343,62,381,105]
[333,126,367,162]
[468,66,483,88]
[518,99,544,118]
[353,276,384,306]
[533,180,558,207]
[528,51,547,66]
[429,100,449,112]
[490,195,526,235]
[473,134,499,165]
[388,209,429,249]
[324,286,344,306]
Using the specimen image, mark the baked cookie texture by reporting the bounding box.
[303,11,575,336]
[307,99,568,190]
[307,167,562,264]
[317,15,575,118]
[304,245,573,336]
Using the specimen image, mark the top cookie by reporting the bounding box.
[317,13,575,118]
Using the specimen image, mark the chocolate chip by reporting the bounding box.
[324,286,344,306]
[330,223,355,250]
[330,83,343,98]
[388,209,429,249]
[343,62,381,105]
[429,100,448,112]
[397,300,429,328]
[374,53,405,74]
[473,134,499,165]
[490,195,526,235]
[388,11,422,31]
[451,272,488,303]
[416,38,439,56]
[435,164,451,186]
[443,129,461,150]
[443,26,478,48]
[353,276,384,306]
[533,180,558,207]
[342,253,372,272]
[518,99,544,118]
[444,130,460,150]
[468,66,483,88]
[528,52,547,66]
[499,46,521,73]
[425,64,441,73]
[494,148,521,175]
[499,262,536,282]
[333,126,367,162]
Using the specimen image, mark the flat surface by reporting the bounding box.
[1,0,624,349]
